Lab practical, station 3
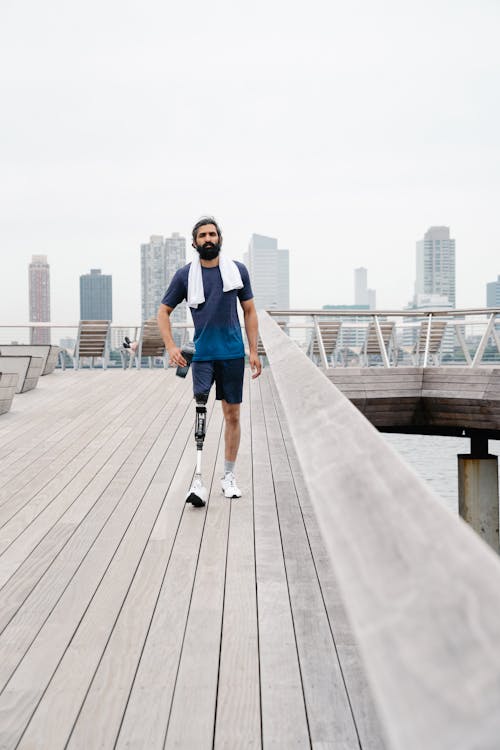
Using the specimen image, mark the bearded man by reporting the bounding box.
[158,216,262,501]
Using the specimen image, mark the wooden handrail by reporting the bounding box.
[258,310,500,750]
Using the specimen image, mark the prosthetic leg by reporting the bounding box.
[185,393,209,507]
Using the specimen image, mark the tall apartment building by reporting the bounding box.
[487,275,500,307]
[243,234,289,311]
[141,233,186,343]
[80,269,112,320]
[354,267,376,309]
[29,255,51,344]
[415,226,456,307]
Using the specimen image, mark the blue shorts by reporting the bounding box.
[192,358,245,404]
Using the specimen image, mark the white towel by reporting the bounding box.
[187,253,243,309]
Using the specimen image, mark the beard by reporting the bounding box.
[196,242,221,260]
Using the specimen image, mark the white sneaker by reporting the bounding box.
[221,471,242,499]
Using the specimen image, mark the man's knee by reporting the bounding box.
[222,402,240,427]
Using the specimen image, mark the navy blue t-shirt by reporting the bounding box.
[161,261,253,361]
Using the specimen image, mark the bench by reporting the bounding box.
[0,371,18,414]
[0,344,61,375]
[0,355,44,393]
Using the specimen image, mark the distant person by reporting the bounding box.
[122,336,138,354]
[158,216,261,499]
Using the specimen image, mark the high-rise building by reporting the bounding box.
[243,234,289,311]
[29,255,51,344]
[80,269,112,320]
[415,226,456,307]
[140,233,186,343]
[354,267,376,309]
[487,275,500,307]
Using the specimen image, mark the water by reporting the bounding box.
[383,434,500,514]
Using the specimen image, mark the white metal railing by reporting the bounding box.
[0,323,193,368]
[1,309,500,368]
[265,308,500,368]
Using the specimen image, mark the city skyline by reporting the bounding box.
[11,227,500,328]
[1,1,499,325]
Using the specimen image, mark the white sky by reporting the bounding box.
[1,0,499,324]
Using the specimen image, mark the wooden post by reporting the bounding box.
[458,434,499,552]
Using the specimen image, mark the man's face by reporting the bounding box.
[194,224,220,249]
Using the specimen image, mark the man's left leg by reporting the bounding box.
[221,401,242,497]
[216,358,245,499]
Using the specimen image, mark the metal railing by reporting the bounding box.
[2,309,500,368]
[0,323,193,369]
[265,308,500,368]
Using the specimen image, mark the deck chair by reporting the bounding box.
[126,317,168,369]
[361,321,396,367]
[73,321,110,369]
[413,318,448,366]
[308,321,342,367]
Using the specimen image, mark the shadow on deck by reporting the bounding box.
[0,368,383,749]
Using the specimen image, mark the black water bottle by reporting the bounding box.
[176,342,195,378]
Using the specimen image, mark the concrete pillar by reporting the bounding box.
[458,434,499,552]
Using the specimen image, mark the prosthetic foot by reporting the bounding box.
[185,393,209,508]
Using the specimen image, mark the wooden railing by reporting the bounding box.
[259,310,500,750]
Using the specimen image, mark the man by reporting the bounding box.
[158,216,262,501]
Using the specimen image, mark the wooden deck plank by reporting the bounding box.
[213,377,261,749]
[0,366,428,749]
[0,373,156,517]
[0,374,183,613]
[251,376,310,748]
[19,393,220,749]
[268,374,387,750]
[0,372,136,505]
[0,375,187,652]
[0,371,111,451]
[0,372,166,537]
[0,372,141,480]
[0,379,193,748]
[260,373,361,748]
[113,400,224,750]
[164,417,231,748]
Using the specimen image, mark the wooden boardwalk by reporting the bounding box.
[0,369,384,750]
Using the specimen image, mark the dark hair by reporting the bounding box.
[191,216,223,245]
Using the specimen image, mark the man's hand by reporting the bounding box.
[249,351,262,379]
[168,346,187,368]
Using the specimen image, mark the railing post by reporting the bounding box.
[423,313,432,367]
[374,315,390,368]
[472,313,495,367]
[313,315,329,369]
[455,325,472,366]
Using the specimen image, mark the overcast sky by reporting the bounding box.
[1,0,499,325]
